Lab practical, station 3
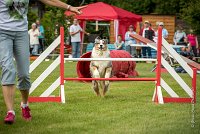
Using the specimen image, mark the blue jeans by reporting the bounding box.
[71,42,81,58]
[142,47,152,58]
[125,45,136,56]
[31,44,39,55]
[0,29,31,90]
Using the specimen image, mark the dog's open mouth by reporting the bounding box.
[99,45,104,50]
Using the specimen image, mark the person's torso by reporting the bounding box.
[116,41,124,46]
[38,25,44,39]
[125,31,136,44]
[70,24,82,42]
[143,28,154,40]
[162,29,168,38]
[175,32,185,42]
[0,0,29,31]
[29,29,39,45]
[142,28,149,37]
[126,31,136,37]
[187,34,196,46]
[128,31,136,35]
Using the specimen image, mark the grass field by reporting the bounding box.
[0,61,199,134]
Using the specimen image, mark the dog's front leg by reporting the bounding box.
[103,67,112,96]
[92,80,100,96]
[91,66,100,96]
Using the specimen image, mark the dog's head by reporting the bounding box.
[94,37,108,51]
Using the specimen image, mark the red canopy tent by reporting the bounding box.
[65,2,142,41]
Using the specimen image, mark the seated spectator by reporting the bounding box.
[125,25,137,57]
[175,46,193,73]
[175,66,186,73]
[114,35,125,50]
[173,26,187,46]
[180,46,193,59]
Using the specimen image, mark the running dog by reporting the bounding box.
[90,38,112,96]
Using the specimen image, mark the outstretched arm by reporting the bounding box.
[82,30,90,35]
[39,0,87,14]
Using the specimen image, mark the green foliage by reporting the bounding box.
[28,0,74,46]
[181,0,200,34]
[27,7,38,29]
[85,0,153,14]
[40,8,73,45]
[152,0,178,14]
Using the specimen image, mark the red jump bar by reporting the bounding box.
[28,97,61,102]
[64,77,157,81]
[163,97,193,103]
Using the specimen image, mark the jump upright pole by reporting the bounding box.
[154,26,163,104]
[60,27,65,103]
[192,68,197,103]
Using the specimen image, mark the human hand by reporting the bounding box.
[69,5,87,15]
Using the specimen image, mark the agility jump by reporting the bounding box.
[28,27,197,104]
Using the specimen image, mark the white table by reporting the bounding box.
[130,44,186,48]
[130,44,149,47]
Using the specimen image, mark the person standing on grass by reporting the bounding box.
[187,29,199,59]
[125,25,137,57]
[0,0,86,124]
[28,23,40,55]
[36,19,45,54]
[155,22,168,39]
[70,18,90,58]
[139,20,155,58]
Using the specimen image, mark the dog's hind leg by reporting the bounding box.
[103,67,112,96]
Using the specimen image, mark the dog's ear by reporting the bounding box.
[102,39,108,44]
[94,39,100,44]
[94,36,101,44]
[96,36,101,40]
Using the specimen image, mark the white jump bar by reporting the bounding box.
[64,58,157,62]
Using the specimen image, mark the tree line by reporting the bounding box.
[28,0,200,45]
[74,0,199,34]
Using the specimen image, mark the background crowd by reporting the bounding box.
[113,21,199,61]
[28,20,45,55]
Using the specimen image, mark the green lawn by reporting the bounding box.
[0,61,199,134]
